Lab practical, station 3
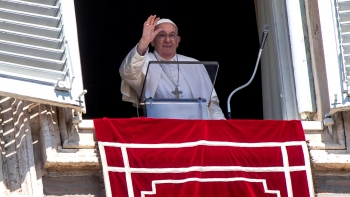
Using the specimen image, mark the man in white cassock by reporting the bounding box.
[119,15,226,120]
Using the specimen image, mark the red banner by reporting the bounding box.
[94,118,314,197]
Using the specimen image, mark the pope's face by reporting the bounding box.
[151,23,181,60]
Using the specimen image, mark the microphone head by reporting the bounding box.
[264,24,270,33]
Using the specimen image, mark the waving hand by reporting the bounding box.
[137,15,162,55]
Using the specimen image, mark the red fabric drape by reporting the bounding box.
[94,118,312,197]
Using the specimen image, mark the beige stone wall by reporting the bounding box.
[0,96,99,197]
[314,171,350,196]
[0,97,43,196]
[2,95,350,196]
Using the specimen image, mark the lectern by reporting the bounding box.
[139,61,219,120]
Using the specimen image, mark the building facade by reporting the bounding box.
[257,0,350,195]
[0,0,349,196]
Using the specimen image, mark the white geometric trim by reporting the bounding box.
[140,177,281,197]
[107,166,307,173]
[99,140,313,197]
[281,145,293,197]
[101,140,305,148]
[98,142,112,197]
[122,147,135,197]
[302,142,315,197]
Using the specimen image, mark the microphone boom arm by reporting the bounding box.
[227,24,270,119]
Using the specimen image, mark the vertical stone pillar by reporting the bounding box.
[0,97,43,196]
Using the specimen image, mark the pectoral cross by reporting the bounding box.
[172,87,183,99]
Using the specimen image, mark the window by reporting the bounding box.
[0,0,85,112]
[319,0,350,115]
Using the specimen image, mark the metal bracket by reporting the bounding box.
[72,114,82,124]
[55,39,75,92]
[198,97,202,109]
[148,97,153,107]
[78,89,87,99]
[70,112,82,139]
[55,75,75,91]
[324,114,334,136]
[75,89,87,106]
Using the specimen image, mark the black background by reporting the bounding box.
[73,1,263,119]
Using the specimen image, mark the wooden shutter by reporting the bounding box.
[0,0,86,112]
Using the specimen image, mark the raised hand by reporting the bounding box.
[142,15,162,44]
[137,15,162,55]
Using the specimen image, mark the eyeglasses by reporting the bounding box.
[156,33,178,40]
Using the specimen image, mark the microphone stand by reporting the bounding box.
[227,24,270,119]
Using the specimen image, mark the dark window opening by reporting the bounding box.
[74,1,262,119]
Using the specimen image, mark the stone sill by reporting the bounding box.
[79,119,94,129]
[45,153,99,169]
[311,150,350,170]
[301,121,323,130]
[44,147,99,169]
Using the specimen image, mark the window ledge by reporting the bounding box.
[311,150,350,170]
[301,121,324,131]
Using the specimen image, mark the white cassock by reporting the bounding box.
[119,45,226,120]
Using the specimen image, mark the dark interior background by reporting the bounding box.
[73,1,263,119]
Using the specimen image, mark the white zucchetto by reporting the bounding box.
[156,18,177,27]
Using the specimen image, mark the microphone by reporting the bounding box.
[227,24,270,119]
[260,24,270,49]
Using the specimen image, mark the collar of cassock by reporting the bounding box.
[154,51,176,61]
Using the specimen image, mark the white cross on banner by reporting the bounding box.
[94,118,314,197]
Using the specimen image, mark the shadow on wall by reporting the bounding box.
[0,97,38,195]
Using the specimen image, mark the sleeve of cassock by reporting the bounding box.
[119,45,149,106]
[208,90,226,120]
